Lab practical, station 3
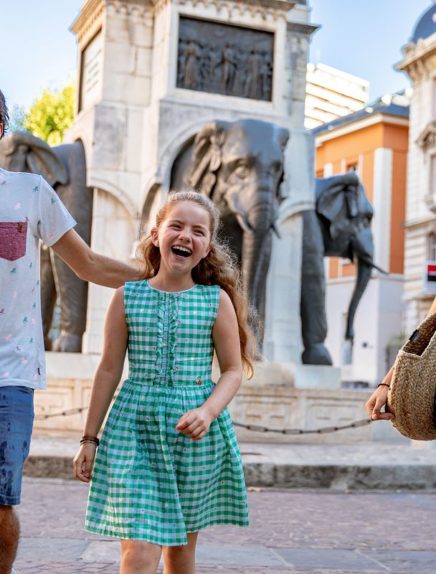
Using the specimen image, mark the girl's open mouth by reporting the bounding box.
[171,246,192,257]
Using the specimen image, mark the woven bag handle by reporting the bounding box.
[401,312,436,357]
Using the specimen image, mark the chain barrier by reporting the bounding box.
[233,418,372,435]
[35,407,88,421]
[35,406,372,435]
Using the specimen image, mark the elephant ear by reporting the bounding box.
[356,181,374,223]
[276,126,290,153]
[189,120,230,197]
[11,132,69,186]
[315,172,361,239]
[275,126,290,200]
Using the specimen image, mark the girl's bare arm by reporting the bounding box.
[176,289,243,440]
[365,295,436,420]
[73,287,128,481]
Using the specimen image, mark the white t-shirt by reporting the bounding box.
[0,168,76,389]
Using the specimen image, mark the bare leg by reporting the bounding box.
[0,506,19,574]
[120,540,161,574]
[163,532,198,574]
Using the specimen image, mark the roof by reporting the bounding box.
[311,95,409,136]
[411,3,436,43]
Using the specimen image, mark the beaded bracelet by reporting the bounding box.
[377,383,390,389]
[80,435,100,447]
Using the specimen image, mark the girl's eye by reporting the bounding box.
[235,165,248,178]
[195,229,205,236]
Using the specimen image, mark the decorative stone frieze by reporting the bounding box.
[417,120,436,150]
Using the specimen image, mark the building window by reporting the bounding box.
[433,78,436,119]
[431,155,436,197]
[428,233,436,262]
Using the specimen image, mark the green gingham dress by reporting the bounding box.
[85,280,249,546]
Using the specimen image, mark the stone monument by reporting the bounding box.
[35,0,383,443]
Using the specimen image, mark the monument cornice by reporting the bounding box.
[152,0,295,17]
[106,0,152,16]
[72,0,152,45]
[397,37,436,78]
[71,0,105,46]
[287,21,319,36]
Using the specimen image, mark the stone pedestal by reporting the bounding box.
[34,354,403,444]
[68,0,317,359]
[43,1,355,437]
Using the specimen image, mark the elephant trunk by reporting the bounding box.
[241,204,275,297]
[240,204,275,350]
[345,257,373,342]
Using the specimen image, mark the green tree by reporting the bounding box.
[9,104,26,132]
[24,83,76,145]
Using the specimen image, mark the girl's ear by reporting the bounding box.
[150,227,159,247]
[204,242,213,258]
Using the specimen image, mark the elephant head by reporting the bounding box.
[186,119,289,331]
[0,131,69,187]
[315,172,387,342]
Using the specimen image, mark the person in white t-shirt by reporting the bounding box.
[0,90,143,574]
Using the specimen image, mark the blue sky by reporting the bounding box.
[1,0,432,111]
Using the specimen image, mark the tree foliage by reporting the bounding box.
[9,104,26,133]
[24,83,76,145]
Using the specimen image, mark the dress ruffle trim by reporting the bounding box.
[154,290,182,386]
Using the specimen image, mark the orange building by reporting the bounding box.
[312,94,409,385]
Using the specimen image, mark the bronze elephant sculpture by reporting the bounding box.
[0,131,92,352]
[301,171,386,365]
[171,118,289,347]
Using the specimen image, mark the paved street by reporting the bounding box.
[14,477,436,573]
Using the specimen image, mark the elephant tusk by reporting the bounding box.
[359,255,388,275]
[271,221,281,239]
[236,213,254,233]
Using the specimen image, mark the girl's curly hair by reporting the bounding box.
[137,191,254,378]
[0,90,9,138]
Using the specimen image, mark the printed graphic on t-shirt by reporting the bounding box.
[0,220,28,261]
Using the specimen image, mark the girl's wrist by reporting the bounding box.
[81,440,98,448]
[202,403,219,420]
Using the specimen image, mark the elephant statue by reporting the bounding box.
[301,171,386,365]
[170,118,289,347]
[0,131,92,352]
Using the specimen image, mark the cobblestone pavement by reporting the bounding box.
[14,478,436,573]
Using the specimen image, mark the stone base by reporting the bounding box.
[34,353,403,443]
[293,364,342,389]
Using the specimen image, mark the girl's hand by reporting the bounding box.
[365,385,394,421]
[176,406,214,441]
[73,443,97,483]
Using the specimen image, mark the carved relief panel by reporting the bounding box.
[177,17,274,102]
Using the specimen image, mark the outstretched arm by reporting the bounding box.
[176,289,242,440]
[365,295,436,420]
[52,229,143,288]
[73,287,128,481]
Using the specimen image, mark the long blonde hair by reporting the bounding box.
[137,191,254,377]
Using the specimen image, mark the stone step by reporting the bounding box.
[25,435,436,490]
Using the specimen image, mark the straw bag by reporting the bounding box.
[387,312,436,440]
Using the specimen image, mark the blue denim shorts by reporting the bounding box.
[0,386,34,505]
